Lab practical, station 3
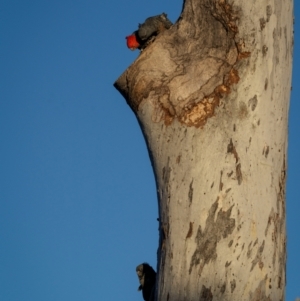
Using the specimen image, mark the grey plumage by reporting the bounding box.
[137,13,173,41]
[136,263,156,301]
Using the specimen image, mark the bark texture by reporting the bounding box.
[114,0,293,300]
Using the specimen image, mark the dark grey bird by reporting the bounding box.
[136,263,156,301]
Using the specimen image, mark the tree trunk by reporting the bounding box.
[114,0,293,300]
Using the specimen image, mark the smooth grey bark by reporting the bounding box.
[114,0,293,300]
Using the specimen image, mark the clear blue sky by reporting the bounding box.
[0,1,299,300]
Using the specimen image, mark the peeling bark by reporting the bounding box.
[114,0,293,300]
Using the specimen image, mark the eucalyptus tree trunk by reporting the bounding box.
[114,0,293,300]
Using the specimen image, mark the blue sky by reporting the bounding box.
[0,1,299,300]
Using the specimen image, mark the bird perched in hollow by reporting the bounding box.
[126,13,173,51]
[136,263,157,301]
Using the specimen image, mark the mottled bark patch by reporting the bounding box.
[249,278,271,301]
[227,139,243,185]
[185,222,194,239]
[262,145,269,158]
[262,45,268,56]
[189,200,235,275]
[260,18,266,30]
[248,95,258,111]
[188,180,194,203]
[225,261,231,267]
[219,171,223,191]
[247,242,253,258]
[159,156,172,289]
[238,101,248,119]
[227,139,239,162]
[266,5,273,22]
[162,157,171,195]
[250,240,265,271]
[199,285,213,301]
[265,157,286,287]
[220,283,226,294]
[273,27,281,65]
[236,163,242,185]
[264,78,268,90]
[260,4,272,31]
[230,279,236,293]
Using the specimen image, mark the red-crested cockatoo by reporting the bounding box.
[126,13,172,51]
